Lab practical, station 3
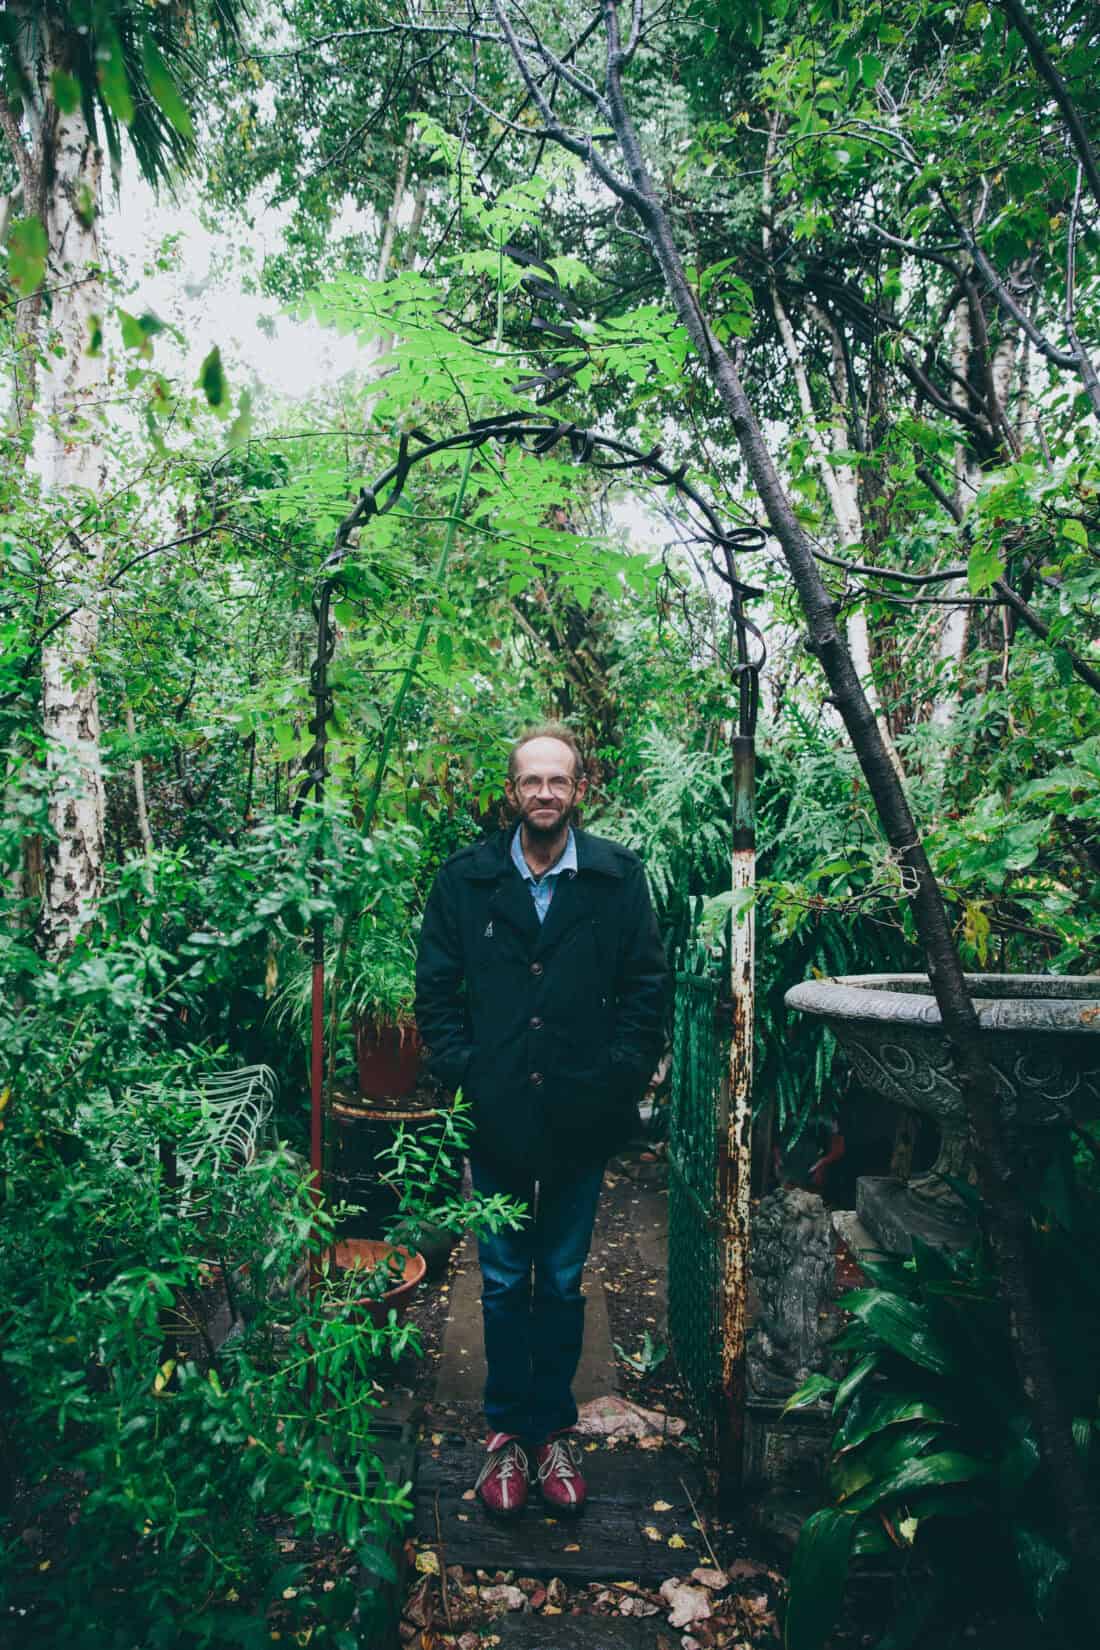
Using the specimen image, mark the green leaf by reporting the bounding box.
[967,544,1003,594]
[50,70,81,114]
[829,1423,933,1502]
[198,346,228,410]
[97,27,135,125]
[436,632,453,670]
[1060,517,1088,547]
[141,36,194,141]
[1012,1522,1069,1618]
[963,901,991,965]
[227,389,253,450]
[782,1373,838,1414]
[833,1352,878,1414]
[7,217,47,297]
[839,1290,957,1375]
[842,1449,988,1513]
[119,308,165,359]
[355,1541,397,1583]
[837,1391,950,1452]
[1052,646,1075,686]
[75,183,97,229]
[273,721,300,761]
[784,1508,857,1650]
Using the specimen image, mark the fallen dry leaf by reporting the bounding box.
[726,1560,763,1579]
[479,1584,525,1611]
[643,1525,663,1541]
[653,1500,673,1512]
[575,1395,686,1440]
[691,1567,728,1590]
[460,1488,476,1501]
[563,1543,580,1552]
[668,1534,687,1550]
[660,1578,712,1629]
[414,1550,440,1576]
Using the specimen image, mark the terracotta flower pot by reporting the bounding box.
[354,1019,422,1100]
[332,1238,426,1328]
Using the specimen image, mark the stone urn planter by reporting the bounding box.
[785,973,1100,1252]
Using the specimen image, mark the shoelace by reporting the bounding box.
[475,1440,529,1490]
[537,1436,580,1483]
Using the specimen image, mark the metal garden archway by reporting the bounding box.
[295,412,766,1493]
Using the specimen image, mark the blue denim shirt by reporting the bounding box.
[509,825,577,923]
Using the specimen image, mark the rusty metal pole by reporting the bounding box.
[718,598,758,1508]
[307,579,336,1306]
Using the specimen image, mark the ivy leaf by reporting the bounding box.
[141,36,194,141]
[967,544,1003,594]
[198,346,228,410]
[7,217,47,297]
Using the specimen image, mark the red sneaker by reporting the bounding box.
[475,1432,530,1517]
[534,1430,587,1514]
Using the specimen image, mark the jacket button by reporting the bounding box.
[529,1071,543,1086]
[530,1016,543,1030]
[530,961,543,977]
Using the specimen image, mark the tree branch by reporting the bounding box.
[995,0,1100,218]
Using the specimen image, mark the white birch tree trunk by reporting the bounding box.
[930,297,979,732]
[35,85,109,956]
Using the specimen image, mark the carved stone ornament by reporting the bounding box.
[747,1187,839,1401]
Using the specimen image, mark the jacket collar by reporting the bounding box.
[459,824,624,882]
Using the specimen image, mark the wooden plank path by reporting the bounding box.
[492,1617,678,1648]
[413,1436,709,1587]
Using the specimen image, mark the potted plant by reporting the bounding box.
[324,1237,428,1328]
[323,1096,526,1320]
[342,914,422,1100]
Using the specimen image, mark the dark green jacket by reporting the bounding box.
[414,825,668,1176]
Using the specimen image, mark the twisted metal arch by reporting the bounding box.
[296,413,767,815]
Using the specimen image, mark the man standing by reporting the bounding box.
[415,724,667,1518]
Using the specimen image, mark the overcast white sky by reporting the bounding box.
[103,172,373,404]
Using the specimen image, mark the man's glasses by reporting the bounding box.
[514,774,577,800]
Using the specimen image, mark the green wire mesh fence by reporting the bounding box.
[667,972,727,1468]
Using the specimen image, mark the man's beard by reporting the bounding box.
[517,798,576,843]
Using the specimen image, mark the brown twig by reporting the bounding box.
[433,1490,453,1629]
[679,1476,722,1572]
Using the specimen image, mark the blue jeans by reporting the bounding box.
[470,1154,605,1443]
